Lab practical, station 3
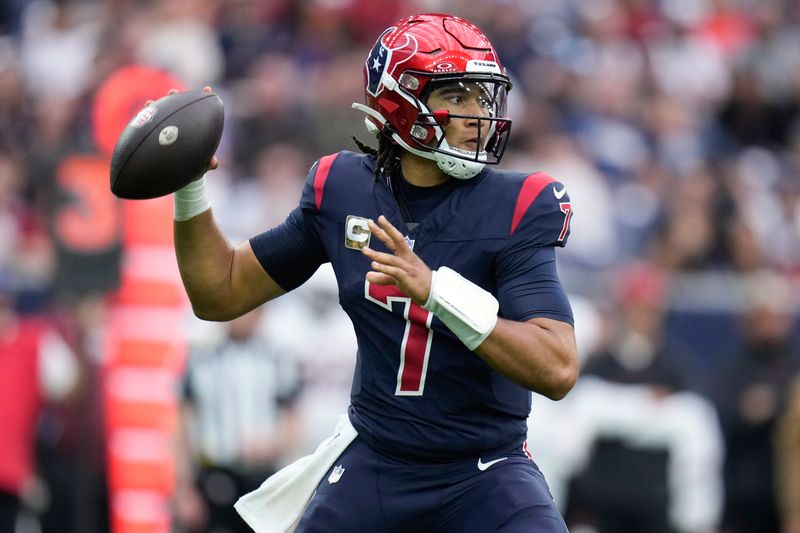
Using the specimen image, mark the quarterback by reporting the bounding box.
[173,13,578,532]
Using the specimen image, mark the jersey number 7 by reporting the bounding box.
[366,282,433,396]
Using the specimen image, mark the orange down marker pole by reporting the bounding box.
[104,197,186,533]
[94,66,187,533]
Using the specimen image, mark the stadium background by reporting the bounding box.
[0,0,798,532]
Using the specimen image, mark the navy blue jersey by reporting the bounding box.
[250,151,573,460]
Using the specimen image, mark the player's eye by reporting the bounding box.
[475,84,494,109]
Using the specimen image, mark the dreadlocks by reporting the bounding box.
[352,131,402,182]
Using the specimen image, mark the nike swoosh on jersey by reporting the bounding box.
[477,457,508,471]
[553,186,567,200]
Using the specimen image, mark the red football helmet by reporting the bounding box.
[352,13,513,179]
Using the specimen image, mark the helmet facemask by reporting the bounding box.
[410,75,511,179]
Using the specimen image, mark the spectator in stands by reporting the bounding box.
[713,270,800,533]
[564,262,723,533]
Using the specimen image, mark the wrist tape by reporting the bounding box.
[423,266,499,351]
[173,177,211,221]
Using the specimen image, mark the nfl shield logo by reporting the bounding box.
[130,106,158,128]
[328,464,345,484]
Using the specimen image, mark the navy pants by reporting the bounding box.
[296,437,567,532]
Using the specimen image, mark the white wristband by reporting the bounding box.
[173,177,211,221]
[423,266,499,351]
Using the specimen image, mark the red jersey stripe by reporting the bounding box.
[313,154,339,210]
[510,172,555,234]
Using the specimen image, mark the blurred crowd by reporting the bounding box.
[0,0,799,532]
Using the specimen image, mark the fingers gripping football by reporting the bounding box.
[158,87,219,173]
[110,86,222,199]
[362,216,432,305]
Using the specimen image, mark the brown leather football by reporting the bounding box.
[110,91,224,200]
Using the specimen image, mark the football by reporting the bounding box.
[109,91,224,200]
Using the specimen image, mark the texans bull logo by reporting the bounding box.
[366,27,418,97]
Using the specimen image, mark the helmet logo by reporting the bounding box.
[366,36,389,97]
[366,27,418,97]
[435,62,456,72]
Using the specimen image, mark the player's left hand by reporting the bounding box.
[363,215,432,305]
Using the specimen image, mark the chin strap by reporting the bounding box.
[352,102,486,180]
[432,140,486,180]
[423,266,499,351]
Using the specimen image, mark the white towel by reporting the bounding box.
[234,414,358,533]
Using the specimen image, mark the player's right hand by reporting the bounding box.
[144,86,219,174]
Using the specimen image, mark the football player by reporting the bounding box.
[173,13,578,532]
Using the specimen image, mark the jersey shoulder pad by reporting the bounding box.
[508,172,572,247]
[299,151,374,211]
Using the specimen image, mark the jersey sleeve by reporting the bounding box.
[495,174,574,324]
[508,173,572,248]
[248,158,333,291]
[495,246,573,324]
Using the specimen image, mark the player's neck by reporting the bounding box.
[400,152,450,187]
